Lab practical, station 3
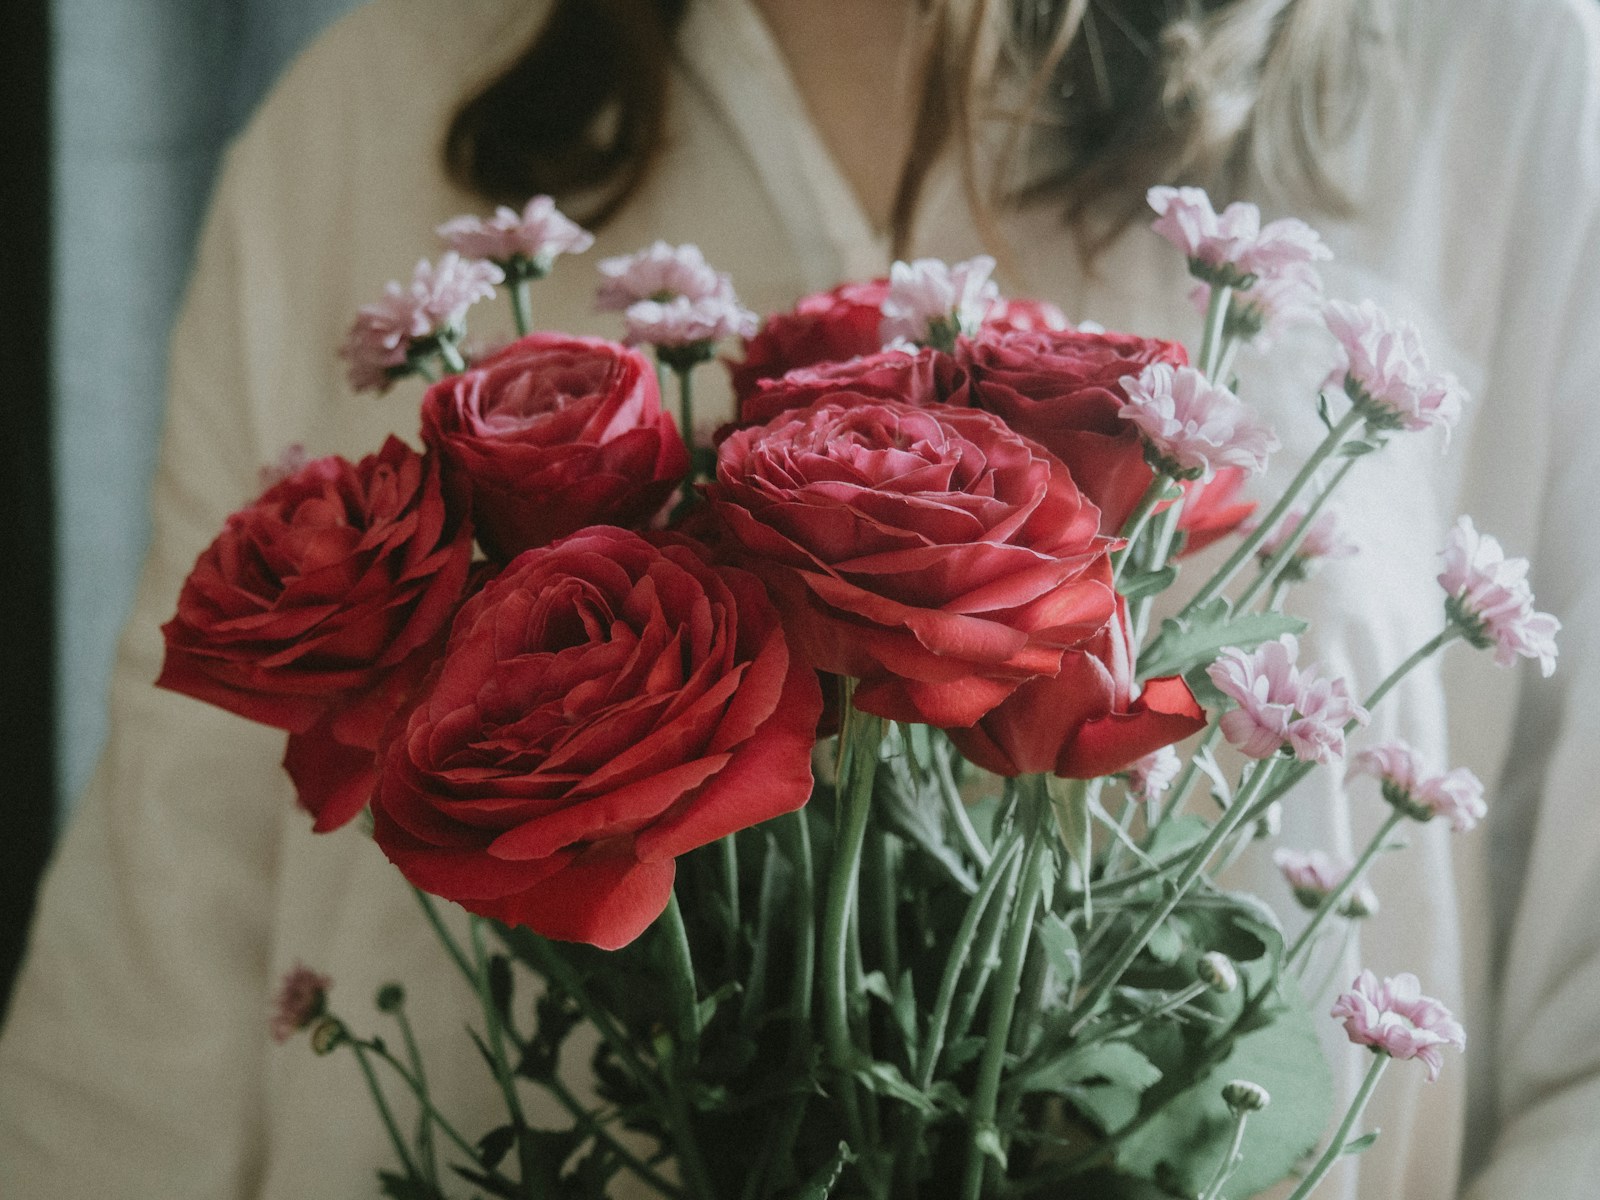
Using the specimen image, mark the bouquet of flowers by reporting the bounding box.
[160,185,1557,1200]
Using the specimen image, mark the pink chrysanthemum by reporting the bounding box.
[437,195,594,271]
[595,241,726,310]
[1438,516,1559,676]
[1148,186,1331,285]
[1331,970,1466,1082]
[339,254,503,393]
[1126,745,1182,803]
[878,255,1000,346]
[1250,507,1359,578]
[1323,299,1466,438]
[1190,261,1325,352]
[1119,363,1279,480]
[1206,635,1368,764]
[270,964,331,1044]
[1273,847,1380,916]
[622,290,758,349]
[1352,740,1486,832]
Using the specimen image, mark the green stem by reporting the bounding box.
[537,1069,684,1198]
[360,1038,510,1172]
[1196,1107,1253,1200]
[934,737,992,869]
[820,698,884,1188]
[469,917,534,1188]
[660,890,703,1049]
[392,1006,438,1186]
[1066,760,1278,1033]
[960,795,1052,1200]
[1198,284,1235,380]
[720,835,741,971]
[676,365,697,468]
[1284,1054,1389,1200]
[1131,499,1185,645]
[351,1040,420,1181]
[437,337,467,374]
[1181,406,1365,616]
[1286,809,1405,970]
[1234,455,1358,612]
[1111,476,1172,589]
[411,888,475,985]
[510,277,533,337]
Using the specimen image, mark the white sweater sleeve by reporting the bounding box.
[0,120,291,1200]
[1458,1,1600,1194]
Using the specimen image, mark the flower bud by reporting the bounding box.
[1339,889,1381,920]
[1197,952,1239,993]
[309,1016,347,1057]
[1252,802,1283,840]
[375,983,406,1013]
[1222,1079,1271,1114]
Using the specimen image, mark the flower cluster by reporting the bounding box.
[1206,635,1369,763]
[1148,186,1331,287]
[1438,516,1559,675]
[596,241,757,356]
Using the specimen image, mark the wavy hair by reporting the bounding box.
[444,0,1390,257]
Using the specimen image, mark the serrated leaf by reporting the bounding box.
[874,762,978,892]
[1138,606,1307,681]
[795,1142,856,1200]
[1342,1129,1381,1155]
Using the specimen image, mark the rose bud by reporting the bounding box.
[706,398,1116,728]
[420,332,690,560]
[157,437,474,830]
[372,527,823,950]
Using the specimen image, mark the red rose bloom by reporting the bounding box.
[371,527,823,950]
[729,280,890,402]
[157,437,474,830]
[706,399,1116,727]
[737,347,958,426]
[952,327,1190,531]
[948,598,1206,778]
[420,333,689,560]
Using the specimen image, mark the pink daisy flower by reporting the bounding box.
[595,241,726,310]
[1323,299,1466,438]
[437,195,594,273]
[878,255,1000,347]
[339,254,503,393]
[622,290,758,350]
[1353,740,1486,833]
[1206,635,1368,764]
[1190,260,1325,352]
[1119,363,1279,480]
[1331,970,1466,1082]
[1148,186,1331,285]
[270,964,331,1044]
[1438,516,1559,676]
[1273,847,1380,917]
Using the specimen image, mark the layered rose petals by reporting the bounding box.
[708,399,1132,728]
[948,599,1205,778]
[157,438,475,829]
[372,528,823,950]
[421,333,689,560]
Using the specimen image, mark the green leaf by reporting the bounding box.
[1112,982,1332,1197]
[487,954,513,1023]
[1037,914,1081,995]
[1316,392,1334,431]
[1144,920,1183,964]
[874,761,978,892]
[1336,437,1382,457]
[1342,1129,1381,1156]
[854,1060,938,1114]
[1138,603,1307,681]
[1118,564,1179,601]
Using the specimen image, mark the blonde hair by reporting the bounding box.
[447,0,1391,259]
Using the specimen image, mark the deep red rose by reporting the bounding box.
[948,597,1206,777]
[706,399,1116,727]
[737,347,960,426]
[952,327,1190,532]
[420,333,689,560]
[371,527,823,950]
[157,437,474,830]
[728,280,890,402]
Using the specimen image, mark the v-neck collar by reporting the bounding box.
[675,0,892,289]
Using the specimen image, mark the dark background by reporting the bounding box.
[2,0,55,1018]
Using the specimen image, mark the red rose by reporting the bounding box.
[157,437,474,830]
[737,347,960,426]
[948,598,1205,777]
[953,327,1189,531]
[706,399,1116,727]
[729,280,890,402]
[371,527,823,950]
[420,333,689,560]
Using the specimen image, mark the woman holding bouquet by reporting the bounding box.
[2,0,1597,1197]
